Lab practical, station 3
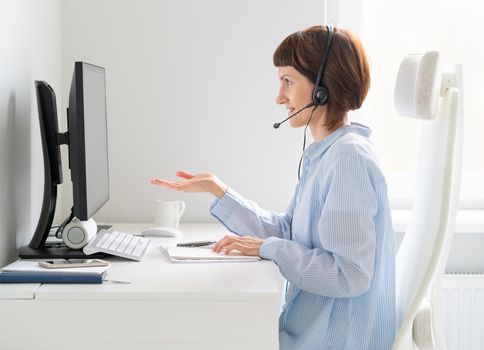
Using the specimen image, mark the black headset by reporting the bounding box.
[312,25,334,106]
[273,25,336,129]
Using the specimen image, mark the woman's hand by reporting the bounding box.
[150,171,228,198]
[213,235,265,256]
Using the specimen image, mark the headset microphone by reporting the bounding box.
[273,102,314,129]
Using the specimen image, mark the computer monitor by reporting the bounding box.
[19,62,109,259]
[68,62,110,221]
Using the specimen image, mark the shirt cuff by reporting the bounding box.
[259,237,283,261]
[210,187,243,223]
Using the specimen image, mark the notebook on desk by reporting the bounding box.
[0,260,109,284]
[160,246,261,263]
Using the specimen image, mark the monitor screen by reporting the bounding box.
[68,62,109,220]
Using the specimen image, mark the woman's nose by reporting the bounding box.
[276,89,287,105]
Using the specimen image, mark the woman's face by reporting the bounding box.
[276,66,316,128]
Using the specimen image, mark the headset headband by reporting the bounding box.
[312,25,334,106]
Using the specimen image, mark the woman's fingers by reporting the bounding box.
[151,177,208,194]
[150,171,196,189]
[150,178,176,187]
[213,235,240,253]
[150,178,186,191]
[176,171,195,179]
[223,241,260,256]
[151,171,219,196]
[213,235,264,256]
[222,242,245,255]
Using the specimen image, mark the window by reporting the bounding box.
[328,0,484,209]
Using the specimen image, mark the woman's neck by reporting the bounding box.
[310,117,348,143]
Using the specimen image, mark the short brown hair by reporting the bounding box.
[273,26,370,129]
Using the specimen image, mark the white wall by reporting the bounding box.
[0,0,61,266]
[60,0,326,223]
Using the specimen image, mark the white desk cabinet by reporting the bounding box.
[0,224,284,350]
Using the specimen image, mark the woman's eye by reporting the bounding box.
[284,79,293,86]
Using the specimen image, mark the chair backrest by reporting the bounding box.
[392,52,462,349]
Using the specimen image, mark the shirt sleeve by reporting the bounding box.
[210,187,296,240]
[259,152,378,297]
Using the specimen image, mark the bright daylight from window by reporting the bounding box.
[350,0,484,208]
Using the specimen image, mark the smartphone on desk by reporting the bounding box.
[38,259,110,269]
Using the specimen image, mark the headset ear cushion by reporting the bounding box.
[314,87,328,105]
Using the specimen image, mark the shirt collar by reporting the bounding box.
[304,122,372,161]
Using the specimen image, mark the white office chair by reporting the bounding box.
[392,52,463,350]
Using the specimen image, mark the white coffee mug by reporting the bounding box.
[154,199,186,229]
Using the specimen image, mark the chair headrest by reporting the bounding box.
[394,51,440,120]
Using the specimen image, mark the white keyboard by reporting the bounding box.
[83,230,151,261]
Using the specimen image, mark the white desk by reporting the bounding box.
[0,224,284,350]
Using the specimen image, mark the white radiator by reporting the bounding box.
[440,273,484,350]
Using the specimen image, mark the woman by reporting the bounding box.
[151,26,396,350]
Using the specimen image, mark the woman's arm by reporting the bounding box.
[260,152,379,297]
[210,187,296,240]
[151,170,297,239]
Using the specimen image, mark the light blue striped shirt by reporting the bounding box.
[210,123,396,349]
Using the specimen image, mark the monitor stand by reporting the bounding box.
[18,245,106,259]
[18,225,111,259]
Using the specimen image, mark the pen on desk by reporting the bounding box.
[176,240,217,248]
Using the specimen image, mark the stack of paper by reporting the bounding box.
[160,246,261,263]
[0,260,109,284]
